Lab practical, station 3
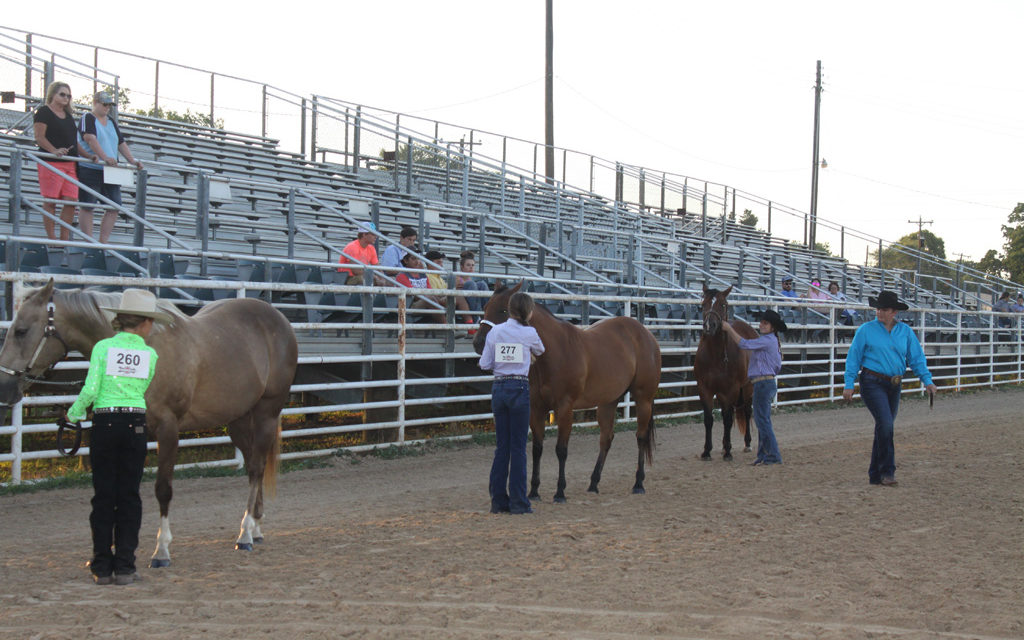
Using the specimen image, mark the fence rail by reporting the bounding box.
[1,271,1021,485]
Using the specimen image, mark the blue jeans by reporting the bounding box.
[462,280,489,313]
[859,374,900,482]
[489,378,531,513]
[752,379,782,463]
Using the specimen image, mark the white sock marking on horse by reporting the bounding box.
[152,516,172,562]
[236,511,255,546]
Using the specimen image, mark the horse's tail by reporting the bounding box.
[640,414,656,465]
[263,416,282,499]
[736,385,751,439]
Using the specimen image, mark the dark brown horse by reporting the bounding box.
[0,281,298,566]
[693,285,754,460]
[472,282,662,502]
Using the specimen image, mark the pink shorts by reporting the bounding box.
[37,161,79,200]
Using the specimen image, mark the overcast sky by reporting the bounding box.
[6,1,1022,264]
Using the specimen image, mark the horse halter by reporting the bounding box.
[0,295,70,383]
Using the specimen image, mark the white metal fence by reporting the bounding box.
[1,271,1021,485]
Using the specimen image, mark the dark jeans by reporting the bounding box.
[859,375,900,482]
[78,165,123,207]
[489,378,531,514]
[752,378,781,463]
[461,280,489,313]
[89,412,148,576]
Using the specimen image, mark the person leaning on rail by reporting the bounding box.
[77,90,144,244]
[32,81,80,241]
[842,291,938,487]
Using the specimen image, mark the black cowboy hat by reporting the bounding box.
[754,309,787,333]
[868,290,909,311]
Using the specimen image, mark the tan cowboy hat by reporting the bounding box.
[100,288,172,323]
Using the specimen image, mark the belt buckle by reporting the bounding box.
[890,376,902,386]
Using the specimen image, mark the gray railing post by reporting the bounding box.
[767,201,773,235]
[518,176,525,217]
[310,96,318,163]
[287,188,296,260]
[261,85,267,138]
[300,97,307,158]
[133,169,147,246]
[537,223,548,276]
[678,241,688,289]
[371,200,380,231]
[461,156,470,208]
[392,114,400,188]
[196,173,210,276]
[208,73,215,127]
[353,105,362,169]
[8,149,21,228]
[701,193,708,237]
[405,136,413,194]
[638,168,646,210]
[478,212,487,274]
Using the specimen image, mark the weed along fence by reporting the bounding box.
[1,271,1023,484]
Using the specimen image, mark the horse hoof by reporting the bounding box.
[587,485,599,494]
[744,446,752,452]
[150,558,170,568]
[700,453,712,461]
[723,452,733,461]
[235,542,253,551]
[553,496,567,504]
[632,486,646,495]
[253,536,264,544]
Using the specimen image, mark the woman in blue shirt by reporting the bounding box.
[723,309,786,465]
[842,291,937,486]
[478,292,545,514]
[77,91,144,243]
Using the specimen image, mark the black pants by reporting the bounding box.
[89,412,148,576]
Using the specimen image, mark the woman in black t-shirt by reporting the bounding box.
[33,81,80,241]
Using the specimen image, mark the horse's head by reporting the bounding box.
[0,280,69,406]
[700,284,733,337]
[472,280,522,355]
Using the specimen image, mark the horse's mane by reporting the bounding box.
[48,287,188,334]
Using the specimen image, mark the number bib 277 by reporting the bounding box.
[496,342,524,364]
[106,348,151,379]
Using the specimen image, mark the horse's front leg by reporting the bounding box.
[698,387,715,460]
[552,405,573,503]
[150,425,178,568]
[721,403,735,461]
[587,403,617,494]
[528,404,547,500]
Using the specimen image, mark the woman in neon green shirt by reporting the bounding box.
[67,289,168,586]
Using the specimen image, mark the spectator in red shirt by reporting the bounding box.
[338,222,384,285]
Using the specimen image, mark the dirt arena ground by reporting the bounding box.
[1,387,1022,639]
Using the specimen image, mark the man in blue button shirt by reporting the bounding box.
[843,291,938,486]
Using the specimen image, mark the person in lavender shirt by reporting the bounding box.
[722,309,787,465]
[478,292,545,514]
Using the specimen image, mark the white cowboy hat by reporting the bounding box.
[100,288,172,323]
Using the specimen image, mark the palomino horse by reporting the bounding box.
[472,282,662,502]
[0,281,298,566]
[693,285,754,460]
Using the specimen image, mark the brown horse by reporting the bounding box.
[472,282,662,502]
[693,285,754,460]
[0,280,298,567]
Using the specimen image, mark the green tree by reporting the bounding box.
[379,142,462,171]
[873,229,947,270]
[138,107,224,130]
[738,209,758,227]
[1000,202,1024,283]
[975,249,1005,279]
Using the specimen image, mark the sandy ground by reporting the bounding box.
[1,388,1022,639]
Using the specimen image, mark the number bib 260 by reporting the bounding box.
[106,348,151,379]
[496,342,524,364]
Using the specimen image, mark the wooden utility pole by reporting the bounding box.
[544,0,555,185]
[808,60,823,249]
[908,215,934,274]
